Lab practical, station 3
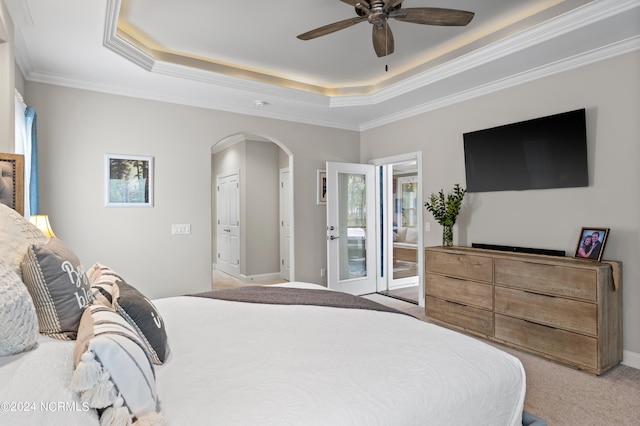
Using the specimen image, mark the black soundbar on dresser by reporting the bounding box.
[471,243,565,257]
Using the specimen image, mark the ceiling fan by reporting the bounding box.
[297,0,475,57]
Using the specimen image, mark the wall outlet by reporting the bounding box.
[320,268,326,278]
[172,224,191,234]
[424,222,431,232]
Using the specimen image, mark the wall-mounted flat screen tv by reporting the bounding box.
[463,109,588,192]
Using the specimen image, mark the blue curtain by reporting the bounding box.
[25,107,38,214]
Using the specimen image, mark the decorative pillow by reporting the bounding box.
[396,227,408,242]
[71,304,164,425]
[0,260,38,356]
[21,238,92,340]
[406,227,418,244]
[0,203,47,276]
[87,263,169,364]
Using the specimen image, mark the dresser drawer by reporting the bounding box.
[425,274,493,310]
[495,258,597,301]
[495,314,597,370]
[425,250,493,283]
[425,296,493,336]
[495,286,597,336]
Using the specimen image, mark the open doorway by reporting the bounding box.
[211,134,294,287]
[372,153,423,306]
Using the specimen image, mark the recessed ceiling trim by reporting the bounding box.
[332,0,636,108]
[108,0,374,97]
[358,34,640,131]
[104,0,155,71]
[150,61,332,107]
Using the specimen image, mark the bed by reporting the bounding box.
[0,160,526,425]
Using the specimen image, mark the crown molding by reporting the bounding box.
[15,0,640,131]
[103,0,639,109]
[359,35,640,130]
[333,0,640,108]
[103,0,154,71]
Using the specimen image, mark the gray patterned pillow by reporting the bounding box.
[88,263,169,364]
[0,260,38,356]
[21,238,92,340]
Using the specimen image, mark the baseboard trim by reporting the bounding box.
[622,350,640,369]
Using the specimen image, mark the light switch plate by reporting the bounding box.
[172,224,191,234]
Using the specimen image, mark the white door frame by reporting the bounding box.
[371,152,424,307]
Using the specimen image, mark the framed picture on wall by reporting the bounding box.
[574,227,609,261]
[105,154,154,207]
[317,169,327,205]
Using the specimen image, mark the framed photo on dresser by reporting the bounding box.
[574,227,609,261]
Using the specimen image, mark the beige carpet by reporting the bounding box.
[365,293,640,426]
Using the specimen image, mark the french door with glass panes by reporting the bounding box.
[326,162,376,295]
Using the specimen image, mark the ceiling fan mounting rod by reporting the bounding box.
[366,1,388,27]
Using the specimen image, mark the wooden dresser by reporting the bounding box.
[424,246,622,375]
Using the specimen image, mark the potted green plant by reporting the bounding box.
[424,183,466,246]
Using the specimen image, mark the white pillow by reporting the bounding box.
[0,203,46,276]
[406,227,418,244]
[0,260,38,356]
[395,227,408,242]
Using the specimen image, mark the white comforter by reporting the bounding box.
[0,282,525,425]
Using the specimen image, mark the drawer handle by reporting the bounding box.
[523,319,556,330]
[524,290,556,298]
[446,300,466,307]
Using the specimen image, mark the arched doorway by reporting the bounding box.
[210,133,294,286]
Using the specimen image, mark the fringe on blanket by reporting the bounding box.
[71,349,166,425]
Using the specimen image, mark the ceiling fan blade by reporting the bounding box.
[392,7,474,26]
[383,0,404,13]
[297,16,367,40]
[372,21,394,57]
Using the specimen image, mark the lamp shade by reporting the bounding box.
[29,214,56,238]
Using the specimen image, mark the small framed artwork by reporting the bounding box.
[574,227,609,261]
[317,169,327,205]
[105,154,154,207]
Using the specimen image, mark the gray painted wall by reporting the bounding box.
[360,51,640,359]
[25,82,359,299]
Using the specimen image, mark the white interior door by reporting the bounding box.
[326,162,376,295]
[279,168,291,281]
[217,172,240,278]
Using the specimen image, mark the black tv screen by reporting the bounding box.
[463,109,588,192]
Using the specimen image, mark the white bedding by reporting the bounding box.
[0,282,525,425]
